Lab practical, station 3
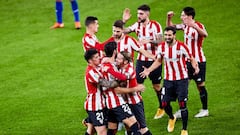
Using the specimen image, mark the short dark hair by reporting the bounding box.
[84,48,98,62]
[183,7,195,19]
[138,4,150,11]
[104,42,117,57]
[113,20,124,29]
[120,51,132,63]
[164,26,176,35]
[85,16,98,26]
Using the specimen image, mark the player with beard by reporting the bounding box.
[122,4,165,119]
[140,26,199,135]
[101,42,143,135]
[105,20,155,63]
[167,7,209,118]
[115,51,153,135]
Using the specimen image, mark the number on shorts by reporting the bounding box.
[96,112,104,124]
[122,104,132,115]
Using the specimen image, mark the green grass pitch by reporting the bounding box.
[0,0,239,134]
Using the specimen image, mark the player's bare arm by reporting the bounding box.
[189,56,200,75]
[192,23,208,37]
[122,8,133,34]
[99,79,119,88]
[185,19,208,37]
[139,33,162,46]
[138,48,156,60]
[139,58,162,78]
[114,84,145,94]
[166,11,175,27]
[122,8,131,24]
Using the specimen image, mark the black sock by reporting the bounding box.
[85,132,90,135]
[164,103,174,119]
[130,122,141,135]
[143,130,152,135]
[107,129,117,135]
[199,86,208,109]
[156,89,163,109]
[181,108,188,130]
[126,131,132,135]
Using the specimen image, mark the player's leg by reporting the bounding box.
[194,62,209,118]
[69,0,81,29]
[162,101,176,133]
[107,122,118,135]
[176,79,189,135]
[51,0,64,29]
[88,111,107,135]
[82,117,96,135]
[161,80,176,132]
[148,62,164,119]
[136,60,145,85]
[86,123,95,135]
[107,109,119,135]
[123,117,141,135]
[117,104,141,135]
[95,126,107,135]
[129,102,152,135]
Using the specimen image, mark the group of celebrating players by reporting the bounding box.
[81,4,209,135]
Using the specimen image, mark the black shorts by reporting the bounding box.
[162,79,188,102]
[129,101,147,129]
[187,62,206,83]
[136,60,162,84]
[107,104,134,123]
[87,109,108,126]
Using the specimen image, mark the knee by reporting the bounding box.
[161,101,168,108]
[153,84,161,91]
[199,86,208,98]
[179,101,187,109]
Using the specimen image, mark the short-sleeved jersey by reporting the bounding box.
[106,35,141,62]
[176,22,206,62]
[82,33,104,57]
[157,41,192,81]
[129,20,162,61]
[120,64,142,104]
[84,65,105,111]
[101,61,127,109]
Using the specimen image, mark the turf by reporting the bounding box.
[0,0,239,134]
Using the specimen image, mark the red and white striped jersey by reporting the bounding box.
[176,22,206,62]
[157,41,192,81]
[120,64,142,104]
[101,62,126,109]
[129,20,162,61]
[106,35,141,62]
[84,65,105,111]
[82,33,104,57]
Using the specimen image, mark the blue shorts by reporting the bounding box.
[187,62,206,83]
[107,104,134,123]
[136,60,162,84]
[162,79,188,102]
[129,102,147,129]
[87,109,108,126]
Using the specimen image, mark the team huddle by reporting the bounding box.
[82,4,209,135]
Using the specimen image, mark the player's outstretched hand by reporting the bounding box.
[135,84,145,92]
[193,66,200,75]
[123,8,131,23]
[139,66,150,78]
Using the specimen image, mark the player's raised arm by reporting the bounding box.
[122,8,131,24]
[166,11,175,27]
